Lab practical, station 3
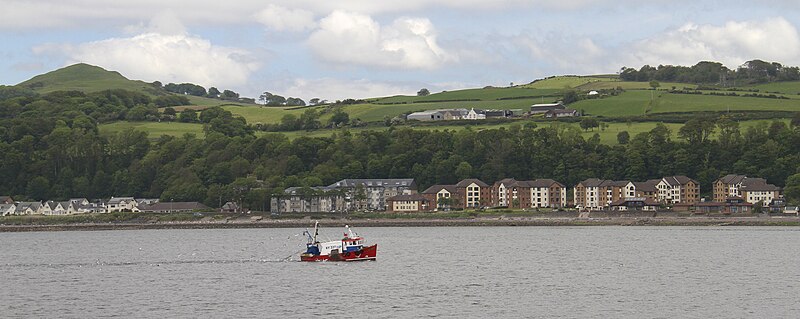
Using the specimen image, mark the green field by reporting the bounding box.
[571,90,800,117]
[521,76,614,89]
[747,81,800,95]
[374,87,561,104]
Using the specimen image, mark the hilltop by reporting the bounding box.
[18,63,165,96]
[15,63,249,107]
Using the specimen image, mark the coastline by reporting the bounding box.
[2,216,799,232]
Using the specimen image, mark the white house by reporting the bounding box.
[107,197,138,212]
[0,204,16,216]
[465,108,486,120]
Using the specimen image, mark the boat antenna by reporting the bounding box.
[313,221,319,243]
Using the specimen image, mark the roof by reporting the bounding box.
[108,197,135,204]
[531,103,563,108]
[493,178,517,187]
[455,179,489,188]
[139,202,209,212]
[578,178,605,187]
[633,180,660,192]
[422,185,457,194]
[387,194,428,202]
[0,196,13,203]
[717,174,747,184]
[528,179,564,188]
[545,108,577,114]
[740,178,781,192]
[662,176,696,186]
[329,179,416,189]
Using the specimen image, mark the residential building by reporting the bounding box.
[740,178,782,205]
[455,179,491,209]
[713,174,748,202]
[386,194,431,213]
[106,197,137,212]
[528,179,567,208]
[0,196,13,204]
[574,178,604,210]
[271,186,345,213]
[15,202,43,215]
[330,178,417,211]
[633,180,660,200]
[220,201,240,213]
[271,179,417,213]
[0,203,16,216]
[657,176,700,204]
[574,179,629,210]
[421,185,458,211]
[465,108,487,120]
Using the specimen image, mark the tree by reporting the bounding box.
[649,80,660,100]
[328,110,350,127]
[286,97,306,107]
[26,176,50,200]
[785,173,800,205]
[163,107,177,116]
[178,109,198,123]
[299,109,321,130]
[207,87,221,98]
[791,112,800,127]
[579,118,599,131]
[617,131,630,144]
[417,88,430,96]
[678,118,716,145]
[309,98,321,106]
[455,161,473,180]
[562,90,579,104]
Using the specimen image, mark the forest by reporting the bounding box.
[1,85,800,210]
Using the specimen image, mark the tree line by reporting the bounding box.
[620,60,800,84]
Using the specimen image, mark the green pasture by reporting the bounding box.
[520,76,614,89]
[746,81,800,95]
[374,87,561,104]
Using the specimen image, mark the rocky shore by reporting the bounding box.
[2,215,799,232]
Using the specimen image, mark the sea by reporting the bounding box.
[1,226,799,318]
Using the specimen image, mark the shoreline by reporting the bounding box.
[2,216,799,232]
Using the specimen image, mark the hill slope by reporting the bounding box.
[17,63,165,96]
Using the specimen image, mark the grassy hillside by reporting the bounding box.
[17,63,165,96]
[16,63,253,108]
[374,87,561,104]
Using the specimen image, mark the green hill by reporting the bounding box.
[17,63,165,96]
[16,63,247,107]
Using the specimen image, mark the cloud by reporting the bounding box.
[39,32,260,88]
[282,77,419,101]
[626,17,800,68]
[307,11,456,69]
[0,0,635,30]
[254,5,316,32]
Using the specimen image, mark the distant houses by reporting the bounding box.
[0,196,211,216]
[406,108,518,122]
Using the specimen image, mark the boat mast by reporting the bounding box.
[313,221,319,243]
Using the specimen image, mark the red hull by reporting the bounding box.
[300,244,377,262]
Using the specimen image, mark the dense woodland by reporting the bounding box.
[2,83,800,210]
[620,60,800,84]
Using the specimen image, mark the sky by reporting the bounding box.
[2,1,800,101]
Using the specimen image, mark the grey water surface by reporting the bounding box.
[1,226,799,318]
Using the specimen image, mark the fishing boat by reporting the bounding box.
[300,222,377,262]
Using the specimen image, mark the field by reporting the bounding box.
[571,90,800,117]
[374,87,562,104]
[520,76,614,89]
[747,81,800,95]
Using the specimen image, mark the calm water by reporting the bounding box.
[1,226,799,318]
